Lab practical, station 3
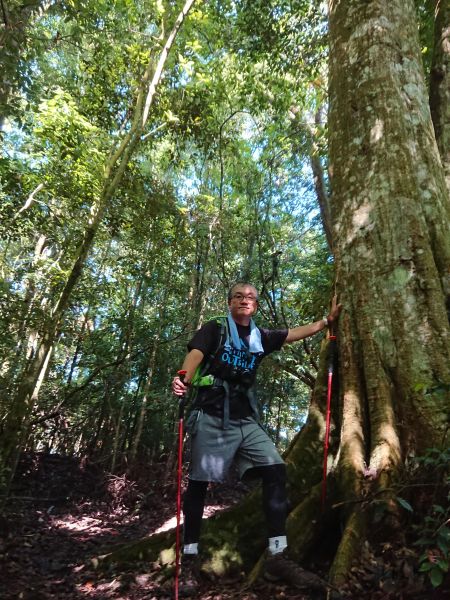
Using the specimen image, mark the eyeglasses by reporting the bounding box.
[231,293,258,302]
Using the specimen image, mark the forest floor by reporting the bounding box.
[0,453,449,600]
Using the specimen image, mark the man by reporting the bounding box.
[172,282,342,594]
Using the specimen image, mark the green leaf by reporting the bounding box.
[415,537,434,547]
[413,382,428,392]
[396,497,413,513]
[429,567,444,587]
[437,559,448,572]
[432,504,445,514]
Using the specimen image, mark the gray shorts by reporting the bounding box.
[186,410,284,482]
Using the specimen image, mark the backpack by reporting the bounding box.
[188,317,262,428]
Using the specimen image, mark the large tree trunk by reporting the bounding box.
[326,0,450,582]
[95,0,450,588]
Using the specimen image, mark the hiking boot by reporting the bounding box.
[264,550,328,592]
[177,554,200,597]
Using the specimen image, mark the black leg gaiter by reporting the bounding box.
[254,463,288,537]
[183,479,209,544]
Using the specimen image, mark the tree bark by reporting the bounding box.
[328,0,450,449]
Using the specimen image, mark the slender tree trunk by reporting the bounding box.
[429,0,450,189]
[108,272,149,471]
[5,234,49,389]
[129,334,160,465]
[129,237,179,464]
[1,339,54,504]
[65,239,111,387]
[87,392,109,458]
[122,373,146,455]
[309,108,333,252]
[66,309,91,386]
[110,402,124,474]
[190,220,214,329]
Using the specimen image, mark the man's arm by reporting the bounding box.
[284,319,327,344]
[172,348,204,395]
[284,295,342,345]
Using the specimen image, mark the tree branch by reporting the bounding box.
[13,183,44,219]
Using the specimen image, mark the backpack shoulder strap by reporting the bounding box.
[191,316,227,386]
[208,316,228,357]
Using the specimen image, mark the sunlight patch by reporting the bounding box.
[371,422,401,471]
[153,504,228,534]
[370,119,384,143]
[54,516,103,532]
[352,201,372,230]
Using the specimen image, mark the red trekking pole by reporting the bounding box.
[321,327,337,511]
[174,370,187,600]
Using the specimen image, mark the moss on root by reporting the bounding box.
[94,488,266,575]
[93,529,174,570]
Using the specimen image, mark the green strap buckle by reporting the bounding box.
[192,373,215,387]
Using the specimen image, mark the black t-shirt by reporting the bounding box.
[188,319,288,419]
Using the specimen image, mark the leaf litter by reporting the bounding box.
[1,453,448,600]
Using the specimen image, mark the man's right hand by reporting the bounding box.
[172,376,189,396]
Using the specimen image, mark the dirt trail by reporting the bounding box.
[0,453,294,599]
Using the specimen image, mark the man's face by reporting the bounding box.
[228,285,258,320]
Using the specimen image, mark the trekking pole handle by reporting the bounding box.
[177,370,188,419]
